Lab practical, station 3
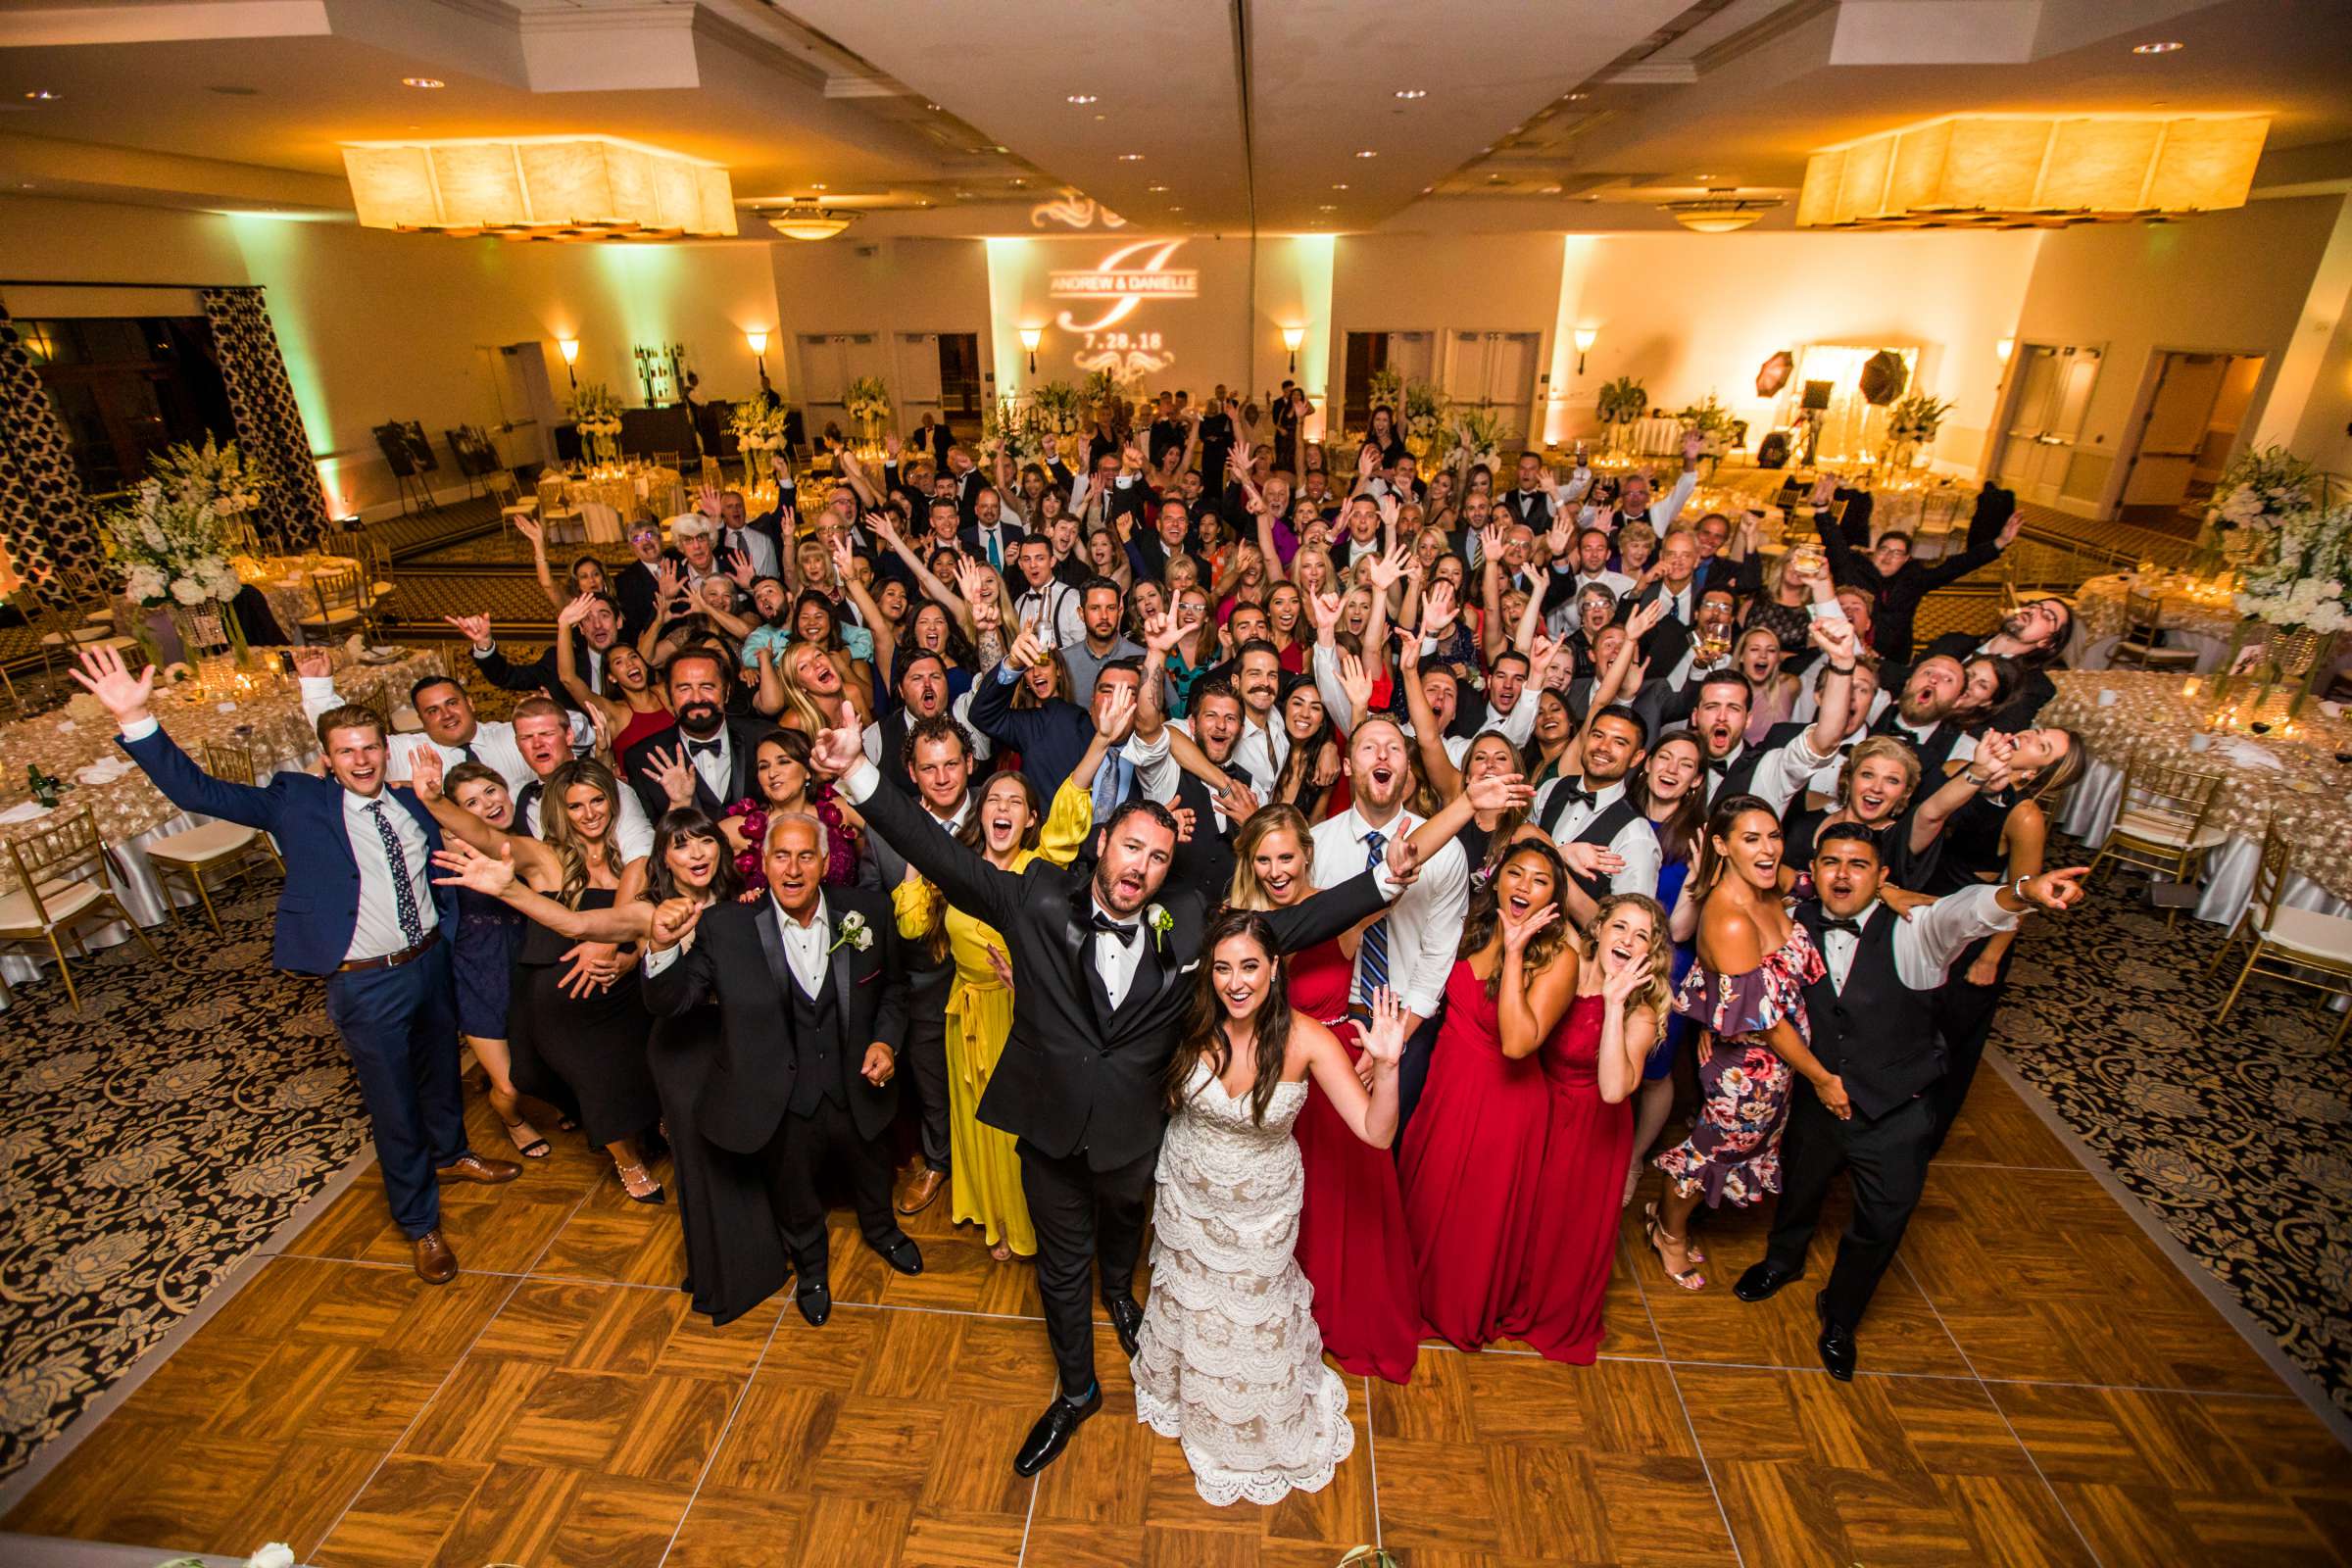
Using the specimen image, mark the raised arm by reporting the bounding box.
[554,594,627,726]
[1495,901,1578,1059]
[1913,513,2023,594]
[812,702,1019,928]
[80,648,286,831]
[832,536,897,680]
[1301,990,1405,1149]
[430,837,656,942]
[515,515,567,612]
[406,748,563,886]
[1395,633,1461,799]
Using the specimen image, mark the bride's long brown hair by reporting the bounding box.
[1164,908,1295,1126]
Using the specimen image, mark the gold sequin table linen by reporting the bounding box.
[2071,571,2243,672]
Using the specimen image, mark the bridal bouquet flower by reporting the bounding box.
[104,478,241,609]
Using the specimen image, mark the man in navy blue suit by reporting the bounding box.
[74,646,517,1285]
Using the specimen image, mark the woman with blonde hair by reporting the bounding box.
[1515,893,1672,1363]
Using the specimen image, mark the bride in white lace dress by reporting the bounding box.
[1133,907,1408,1506]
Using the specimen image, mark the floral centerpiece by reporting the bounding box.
[152,435,270,518]
[567,381,624,466]
[1884,392,1952,470]
[844,375,893,449]
[980,394,1034,466]
[1362,367,1404,426]
[1675,395,1737,459]
[1449,406,1507,472]
[1030,379,1085,436]
[2203,445,2316,541]
[103,476,247,662]
[1400,379,1449,464]
[1596,375,1647,455]
[729,398,791,454]
[2202,447,2345,711]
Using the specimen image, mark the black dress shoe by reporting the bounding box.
[879,1236,923,1276]
[1104,1293,1145,1358]
[1012,1386,1102,1476]
[797,1281,832,1328]
[1815,1292,1856,1382]
[1734,1260,1803,1303]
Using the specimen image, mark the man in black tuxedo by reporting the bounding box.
[643,813,921,1327]
[811,702,1413,1476]
[456,599,623,717]
[619,650,768,822]
[1732,827,2086,1378]
[1814,492,2023,663]
[1918,596,2072,729]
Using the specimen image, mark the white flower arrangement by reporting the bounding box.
[2232,497,2352,632]
[567,381,625,437]
[2204,445,2314,538]
[1030,379,1085,436]
[844,375,893,430]
[829,909,874,954]
[150,435,271,519]
[980,395,1034,466]
[1676,394,1740,457]
[103,477,241,609]
[730,399,791,452]
[1449,406,1507,471]
[1400,379,1449,464]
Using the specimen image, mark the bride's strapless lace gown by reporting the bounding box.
[1132,1061,1354,1507]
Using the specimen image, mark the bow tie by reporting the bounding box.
[1557,787,1597,811]
[1819,917,1864,936]
[1705,759,1733,776]
[687,739,723,760]
[517,780,543,808]
[1090,911,1139,946]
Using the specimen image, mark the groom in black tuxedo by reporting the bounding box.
[643,812,921,1326]
[811,703,1412,1475]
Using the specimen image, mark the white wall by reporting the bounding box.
[769,237,995,430]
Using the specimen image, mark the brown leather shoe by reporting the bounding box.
[894,1165,945,1215]
[436,1152,520,1185]
[414,1229,458,1285]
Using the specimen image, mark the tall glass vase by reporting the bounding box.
[171,599,247,664]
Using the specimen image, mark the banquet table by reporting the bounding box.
[536,465,685,539]
[0,647,446,1004]
[236,553,365,644]
[2070,570,2243,672]
[2040,668,2352,927]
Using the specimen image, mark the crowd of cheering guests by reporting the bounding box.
[75,384,2096,1507]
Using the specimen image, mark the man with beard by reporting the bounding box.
[868,713,980,1215]
[1733,827,2087,1379]
[619,651,769,823]
[1530,704,1663,917]
[456,599,622,718]
[1134,675,1254,901]
[1871,653,1976,777]
[1919,597,2072,728]
[1684,614,1864,813]
[1309,714,1472,1128]
[808,700,1412,1475]
[643,813,920,1328]
[1061,577,1143,707]
[1814,488,2023,663]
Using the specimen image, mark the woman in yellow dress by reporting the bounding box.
[893,687,1133,1260]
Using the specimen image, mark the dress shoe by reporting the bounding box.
[435,1152,520,1185]
[1104,1293,1145,1358]
[879,1236,923,1276]
[895,1165,946,1215]
[1816,1292,1856,1382]
[797,1280,832,1328]
[1734,1259,1803,1303]
[1012,1385,1102,1476]
[413,1229,457,1286]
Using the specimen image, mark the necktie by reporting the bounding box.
[1091,751,1132,827]
[366,801,425,949]
[987,529,1002,569]
[459,743,480,766]
[1356,830,1390,1006]
[1090,911,1139,946]
[1819,917,1863,936]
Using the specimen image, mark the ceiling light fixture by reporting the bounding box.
[1331,183,1348,191]
[757,201,854,241]
[1394,88,1426,99]
[1319,204,1338,211]
[400,77,443,89]
[1661,192,1783,233]
[1118,153,1144,161]
[1066,94,1097,105]
[22,89,61,101]
[2132,40,2184,54]
[1355,149,1378,158]
[1147,183,1169,192]
[1568,91,1590,101]
[343,135,738,240]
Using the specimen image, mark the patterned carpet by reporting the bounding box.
[1995,838,2352,1418]
[0,884,371,1483]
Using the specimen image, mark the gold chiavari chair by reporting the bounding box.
[298,564,368,642]
[2085,750,2229,928]
[0,804,157,1012]
[2108,589,2200,671]
[2207,820,2352,1046]
[144,741,287,933]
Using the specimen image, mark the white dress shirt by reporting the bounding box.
[1014,578,1086,652]
[679,724,734,802]
[299,676,535,794]
[721,524,780,580]
[1308,805,1468,1019]
[1818,884,2019,993]
[1529,777,1664,902]
[776,893,831,997]
[1887,714,1978,767]
[1088,895,1149,1009]
[972,519,1015,569]
[1651,579,1696,625]
[342,789,438,960]
[1699,725,1837,815]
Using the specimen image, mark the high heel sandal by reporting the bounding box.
[1642,1201,1707,1291]
[504,1118,551,1159]
[616,1162,665,1204]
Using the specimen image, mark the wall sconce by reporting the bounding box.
[556,335,580,390]
[1018,325,1043,374]
[1995,336,2015,365]
[746,329,770,391]
[1281,325,1305,374]
[1572,326,1597,375]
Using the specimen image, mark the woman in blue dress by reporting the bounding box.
[440,761,545,1158]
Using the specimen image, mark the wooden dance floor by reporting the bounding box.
[5,1070,2344,1567]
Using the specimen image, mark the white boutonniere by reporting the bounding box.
[1147,904,1173,953]
[829,910,874,954]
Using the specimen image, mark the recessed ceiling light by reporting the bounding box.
[1066,94,1097,105]
[1355,149,1378,159]
[992,144,1008,153]
[1543,185,1562,194]
[400,77,443,89]
[1421,185,1433,193]
[1319,204,1338,211]
[1568,91,1590,101]
[1146,183,1169,192]
[1694,172,1717,179]
[1169,206,1184,212]
[1331,183,1348,191]
[1394,88,1426,100]
[2132,39,2184,54]
[925,102,941,111]
[811,183,827,190]
[1118,153,1144,161]
[22,89,61,102]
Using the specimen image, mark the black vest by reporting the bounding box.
[1792,903,1943,1122]
[785,963,850,1117]
[1701,743,1771,807]
[1539,784,1642,903]
[1873,710,1964,778]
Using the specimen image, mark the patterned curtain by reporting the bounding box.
[0,304,104,595]
[200,287,330,551]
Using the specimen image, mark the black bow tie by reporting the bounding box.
[517,780,543,808]
[1090,911,1139,946]
[1819,917,1864,936]
[1705,759,1733,776]
[1558,786,1597,811]
[687,739,723,760]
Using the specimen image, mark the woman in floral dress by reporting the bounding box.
[1644,793,1843,1291]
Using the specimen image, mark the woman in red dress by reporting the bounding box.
[1396,839,1580,1350]
[1230,774,1528,1383]
[1510,893,1672,1363]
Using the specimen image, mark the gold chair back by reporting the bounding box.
[7,805,113,925]
[201,739,264,788]
[2117,751,2225,840]
[311,565,365,616]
